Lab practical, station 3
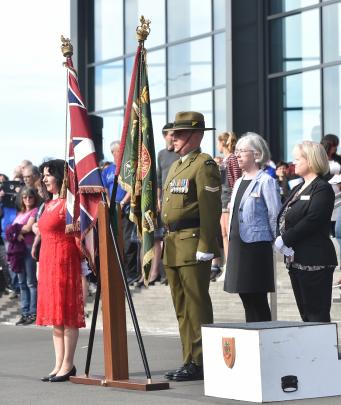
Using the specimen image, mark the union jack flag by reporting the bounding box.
[64,56,104,271]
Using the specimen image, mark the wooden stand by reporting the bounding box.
[70,202,169,391]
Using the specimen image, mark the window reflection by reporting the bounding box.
[125,0,165,53]
[168,92,213,155]
[168,0,211,42]
[269,9,320,73]
[214,88,227,135]
[214,33,226,86]
[323,3,341,63]
[269,0,318,14]
[99,109,124,162]
[94,62,124,111]
[270,70,321,162]
[150,101,166,155]
[213,0,226,30]
[324,66,341,137]
[94,0,123,62]
[168,38,212,96]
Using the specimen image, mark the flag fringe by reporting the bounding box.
[79,186,105,194]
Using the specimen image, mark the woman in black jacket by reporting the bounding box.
[275,141,337,322]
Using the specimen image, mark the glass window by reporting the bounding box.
[213,0,226,30]
[214,33,226,86]
[168,92,214,155]
[94,0,123,62]
[168,38,212,96]
[270,70,321,162]
[93,61,124,111]
[214,88,227,135]
[269,9,320,73]
[269,0,318,14]
[324,65,341,137]
[323,3,341,63]
[125,0,165,53]
[150,101,166,155]
[168,0,211,42]
[146,50,166,100]
[100,109,125,161]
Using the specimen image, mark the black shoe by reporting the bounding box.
[172,362,203,381]
[148,274,161,286]
[50,366,76,382]
[210,267,221,282]
[164,364,188,380]
[127,275,140,286]
[23,314,36,325]
[15,315,28,325]
[41,373,56,382]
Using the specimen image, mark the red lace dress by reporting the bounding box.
[36,198,85,328]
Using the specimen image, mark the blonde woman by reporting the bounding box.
[212,132,241,280]
[276,141,337,322]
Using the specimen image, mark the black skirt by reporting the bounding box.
[224,180,275,293]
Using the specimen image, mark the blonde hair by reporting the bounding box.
[217,131,237,154]
[294,141,329,176]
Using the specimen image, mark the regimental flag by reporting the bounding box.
[117,44,157,284]
[64,56,105,271]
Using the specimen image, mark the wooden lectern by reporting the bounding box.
[70,202,169,391]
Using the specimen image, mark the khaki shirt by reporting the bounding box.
[161,150,222,267]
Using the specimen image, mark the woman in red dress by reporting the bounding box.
[36,159,85,382]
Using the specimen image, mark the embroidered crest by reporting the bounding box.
[222,337,236,369]
[205,159,217,166]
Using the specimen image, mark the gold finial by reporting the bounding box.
[61,35,73,57]
[136,15,151,42]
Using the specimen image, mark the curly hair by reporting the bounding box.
[39,159,65,199]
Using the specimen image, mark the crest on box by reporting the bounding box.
[222,337,236,369]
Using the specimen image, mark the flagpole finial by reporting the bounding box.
[136,15,151,43]
[61,35,73,57]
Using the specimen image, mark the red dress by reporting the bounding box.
[36,198,85,328]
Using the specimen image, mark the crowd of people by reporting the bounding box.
[0,110,340,383]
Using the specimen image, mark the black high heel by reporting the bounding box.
[41,373,56,382]
[49,366,76,382]
[148,274,161,286]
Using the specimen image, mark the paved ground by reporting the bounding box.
[1,325,341,405]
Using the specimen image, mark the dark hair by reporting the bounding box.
[276,160,288,169]
[39,159,65,199]
[162,123,173,134]
[19,186,40,212]
[321,134,339,157]
[0,173,9,181]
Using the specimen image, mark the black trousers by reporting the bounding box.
[289,267,334,322]
[239,293,272,322]
[122,215,140,280]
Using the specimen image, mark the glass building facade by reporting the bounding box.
[74,0,229,162]
[269,0,341,161]
[72,0,341,164]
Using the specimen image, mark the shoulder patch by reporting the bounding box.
[205,159,217,166]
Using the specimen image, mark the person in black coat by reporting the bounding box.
[275,141,338,322]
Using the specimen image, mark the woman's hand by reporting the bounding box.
[17,233,24,242]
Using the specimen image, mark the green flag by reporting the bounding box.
[118,45,157,284]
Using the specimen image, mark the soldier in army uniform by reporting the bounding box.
[162,111,222,381]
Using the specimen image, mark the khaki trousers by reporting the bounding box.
[165,261,213,365]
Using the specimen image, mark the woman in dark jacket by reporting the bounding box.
[275,141,337,322]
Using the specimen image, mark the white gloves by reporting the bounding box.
[196,251,214,261]
[274,236,294,257]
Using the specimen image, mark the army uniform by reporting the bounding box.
[162,149,221,367]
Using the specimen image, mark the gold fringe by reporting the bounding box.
[79,186,105,194]
[59,162,69,199]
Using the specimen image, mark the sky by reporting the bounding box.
[1,0,70,178]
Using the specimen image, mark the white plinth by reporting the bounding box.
[202,321,341,402]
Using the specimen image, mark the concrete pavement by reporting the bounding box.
[1,325,341,405]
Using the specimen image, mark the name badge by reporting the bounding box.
[250,192,260,198]
[300,195,310,200]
